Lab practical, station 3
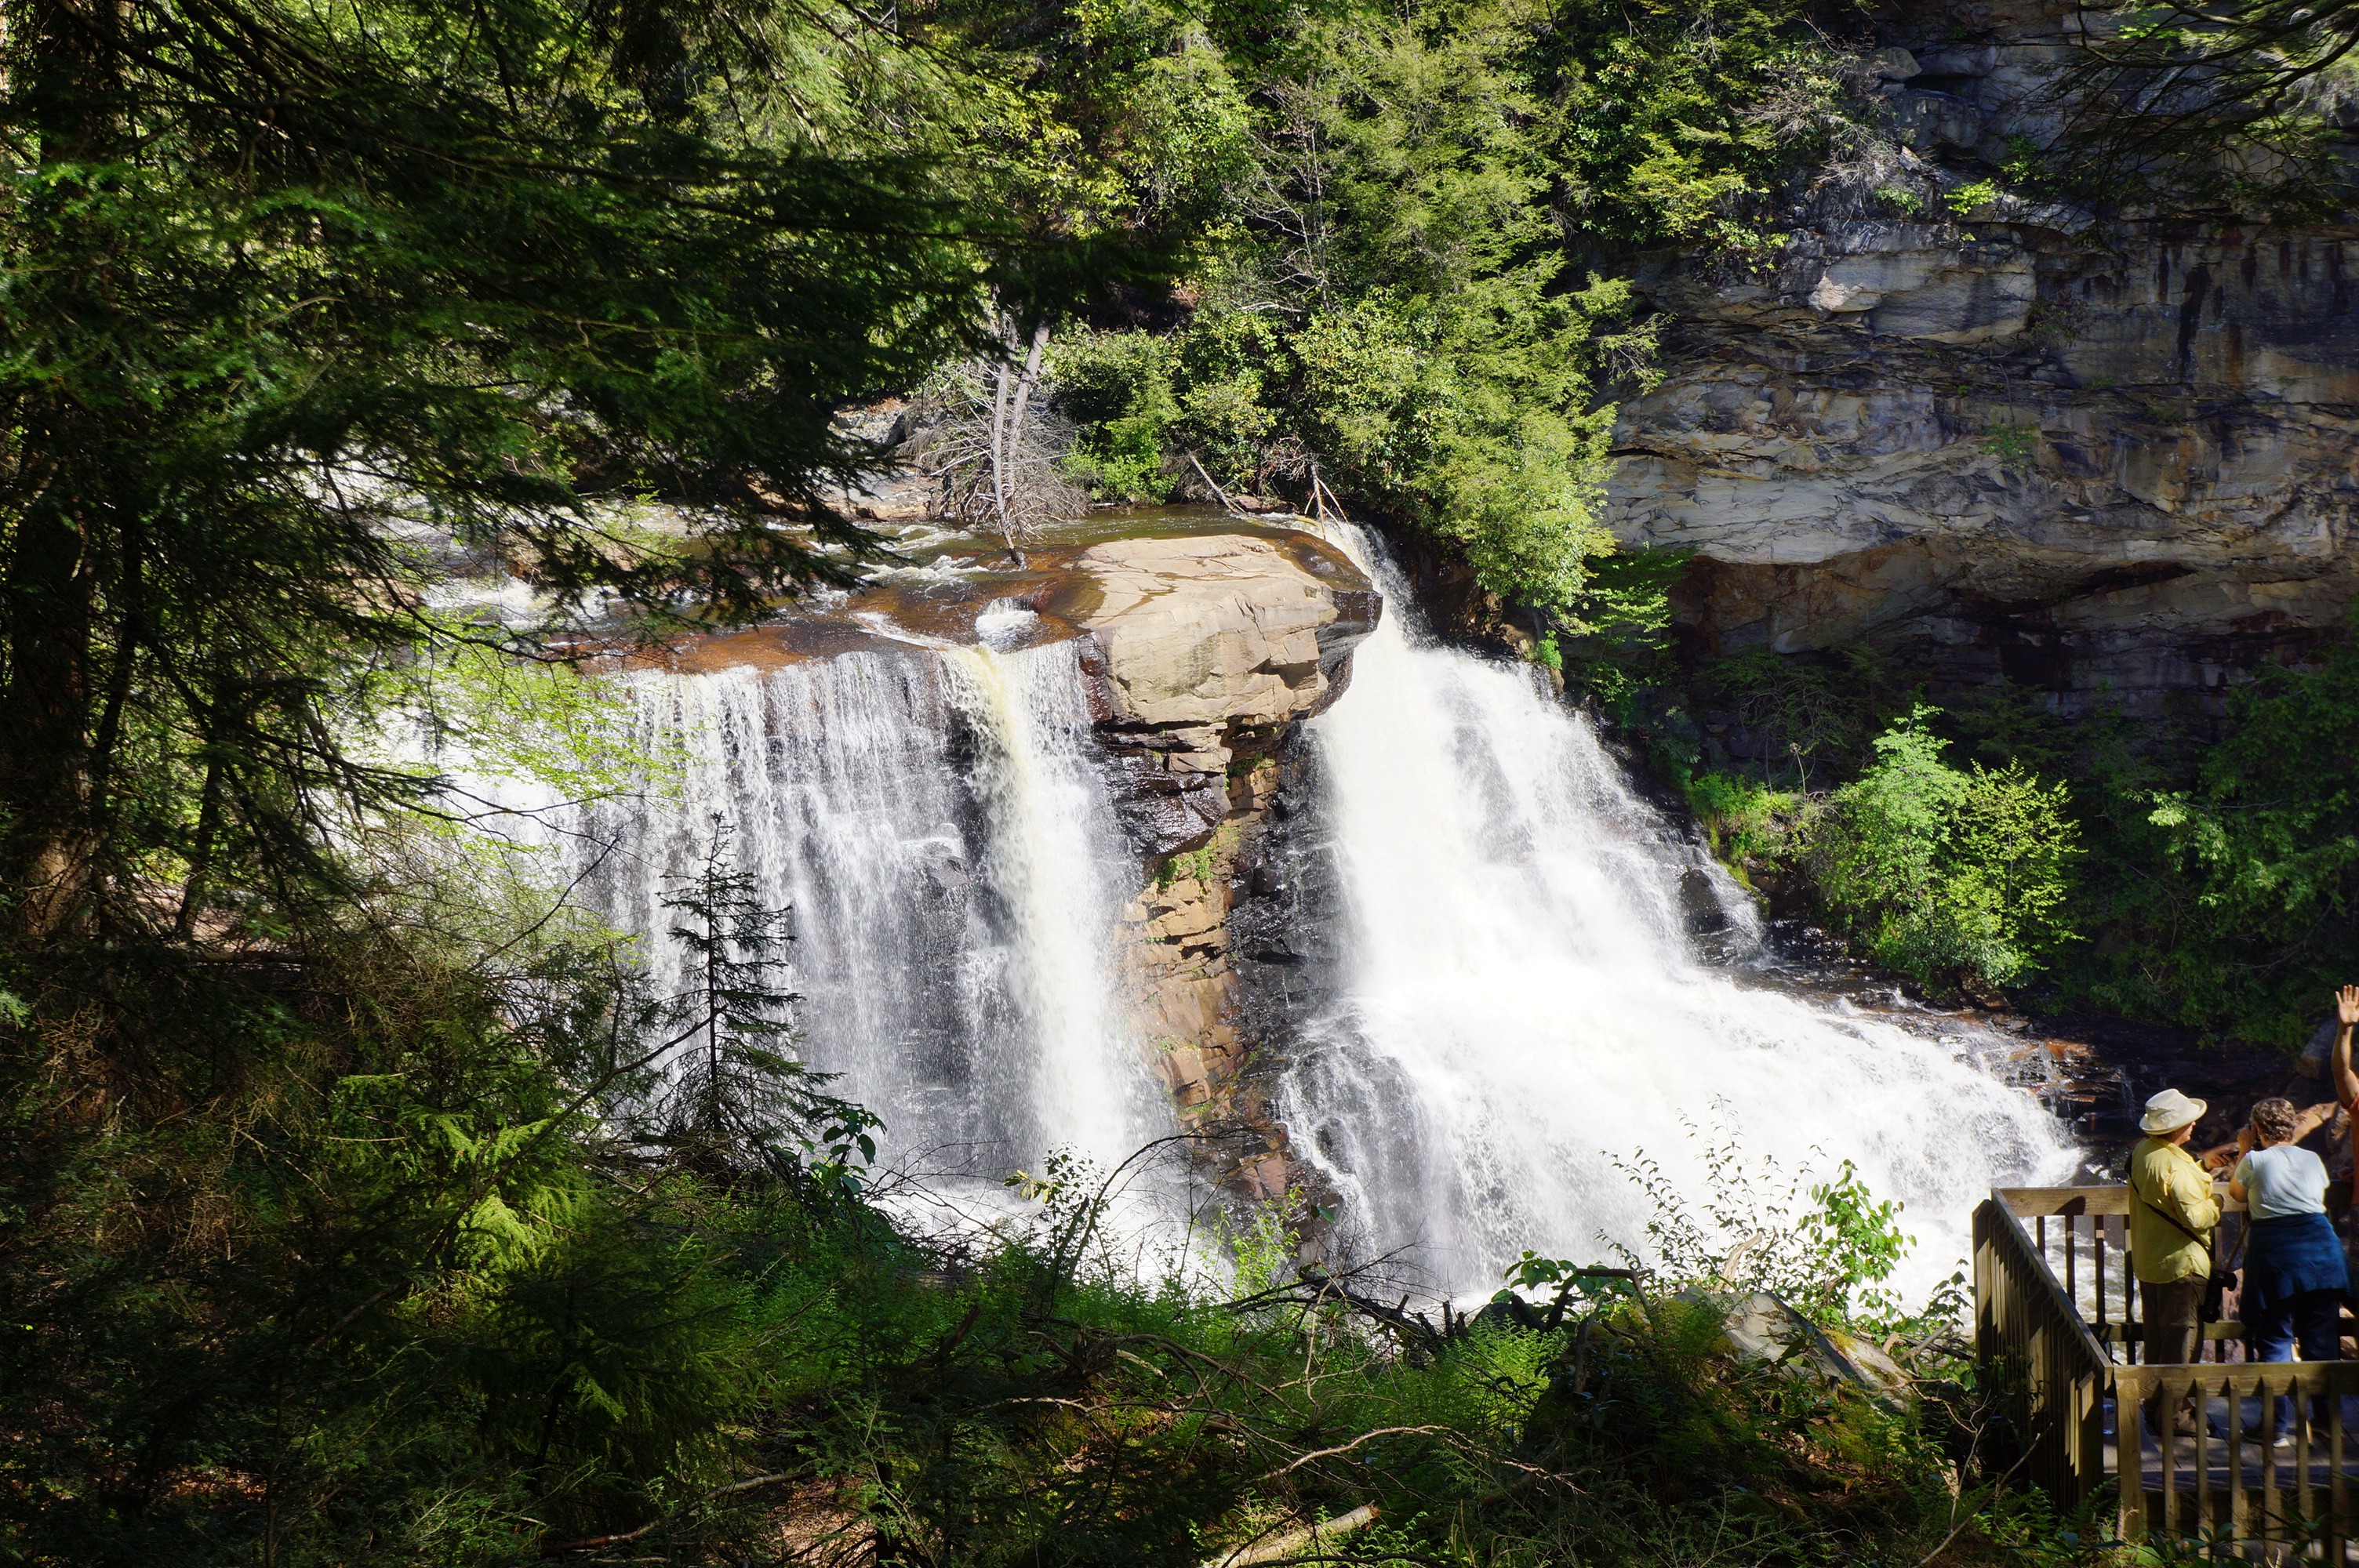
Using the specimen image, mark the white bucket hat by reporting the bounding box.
[2141,1087,2208,1134]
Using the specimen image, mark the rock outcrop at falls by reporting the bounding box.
[1032,531,1374,1203]
[1045,532,1379,858]
[1606,3,2359,722]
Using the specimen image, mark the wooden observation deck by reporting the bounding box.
[1976,1186,2359,1553]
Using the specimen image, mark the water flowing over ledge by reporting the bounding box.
[575,639,1163,1188]
[1271,529,2081,1299]
[497,514,2079,1298]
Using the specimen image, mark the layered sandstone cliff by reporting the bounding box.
[1607,5,2359,720]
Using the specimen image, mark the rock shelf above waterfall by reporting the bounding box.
[609,514,1379,857]
[1043,531,1379,858]
[1041,532,1376,731]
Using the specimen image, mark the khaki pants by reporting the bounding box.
[2142,1276,2205,1366]
[2142,1276,2205,1439]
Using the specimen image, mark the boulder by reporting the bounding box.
[1040,531,1379,856]
[1044,532,1378,731]
[1713,1290,1910,1405]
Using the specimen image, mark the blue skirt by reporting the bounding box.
[2243,1212,2354,1319]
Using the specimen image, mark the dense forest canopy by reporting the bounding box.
[1,0,2356,1560]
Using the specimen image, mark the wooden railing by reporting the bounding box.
[1976,1186,2359,1552]
[2114,1362,2354,1549]
[2001,1185,2254,1361]
[1973,1194,2111,1505]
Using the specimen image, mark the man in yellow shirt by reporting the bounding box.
[2130,1087,2220,1370]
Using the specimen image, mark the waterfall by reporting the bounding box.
[489,515,2074,1298]
[1276,532,2080,1298]
[576,638,1160,1185]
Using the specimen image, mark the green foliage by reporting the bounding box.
[0,837,2088,1566]
[1052,329,1186,500]
[1981,421,2041,463]
[1208,1185,1304,1298]
[1548,544,1693,715]
[1801,707,2082,991]
[1039,0,1850,612]
[3,881,711,1559]
[2074,632,2359,1044]
[1946,176,2005,212]
[1685,771,1800,868]
[1699,644,1896,789]
[1670,635,2359,1043]
[1154,818,1238,886]
[0,0,1158,950]
[1539,0,1853,249]
[654,820,882,1190]
[2048,0,2359,216]
[1601,1123,1932,1331]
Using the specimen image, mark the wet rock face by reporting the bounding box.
[1042,532,1380,857]
[1114,736,1348,1210]
[1225,736,1351,1050]
[1608,8,2359,721]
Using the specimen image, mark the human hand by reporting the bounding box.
[2338,984,2359,1026]
[2237,1127,2255,1156]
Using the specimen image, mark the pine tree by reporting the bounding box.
[656,817,879,1187]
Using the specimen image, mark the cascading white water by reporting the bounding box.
[453,514,2075,1294]
[576,637,1159,1181]
[1278,532,2080,1298]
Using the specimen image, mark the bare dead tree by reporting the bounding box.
[913,311,1084,564]
[1242,76,1339,314]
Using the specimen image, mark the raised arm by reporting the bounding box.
[2332,986,2359,1180]
[2335,986,2359,1112]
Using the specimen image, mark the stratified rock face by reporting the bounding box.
[1608,6,2359,720]
[1041,532,1380,855]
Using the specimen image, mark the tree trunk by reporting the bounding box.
[1,0,124,939]
[990,316,1051,564]
[985,322,1016,542]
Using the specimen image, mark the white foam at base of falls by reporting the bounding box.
[1279,531,2080,1300]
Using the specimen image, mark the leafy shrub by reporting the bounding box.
[1945,177,2004,213]
[1803,707,2081,990]
[1698,644,1896,789]
[2091,632,2359,1043]
[1685,770,1800,869]
[1586,1122,1928,1332]
[1051,328,1185,502]
[1981,421,2040,463]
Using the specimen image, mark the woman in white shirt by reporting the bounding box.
[2230,1096,2353,1441]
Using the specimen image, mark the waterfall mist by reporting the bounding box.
[1275,532,2080,1300]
